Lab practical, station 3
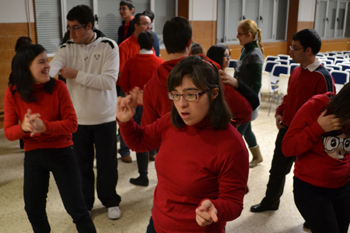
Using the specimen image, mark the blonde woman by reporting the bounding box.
[234,19,264,168]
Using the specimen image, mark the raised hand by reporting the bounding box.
[116,94,137,123]
[130,86,143,105]
[317,109,342,132]
[195,199,218,226]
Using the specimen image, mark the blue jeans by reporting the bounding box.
[294,177,350,233]
[24,147,96,233]
[73,121,121,210]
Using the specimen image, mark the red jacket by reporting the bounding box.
[4,80,77,151]
[282,92,350,188]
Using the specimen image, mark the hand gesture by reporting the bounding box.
[275,114,284,129]
[219,70,239,88]
[317,110,342,132]
[59,67,78,79]
[21,109,45,136]
[116,94,137,123]
[195,200,218,226]
[130,86,143,105]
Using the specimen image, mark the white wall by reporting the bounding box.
[0,0,34,23]
[298,0,316,22]
[189,0,216,21]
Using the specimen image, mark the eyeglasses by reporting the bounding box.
[237,32,246,36]
[168,90,208,101]
[322,136,350,152]
[223,53,231,58]
[289,46,303,52]
[119,6,129,11]
[137,22,151,27]
[67,24,86,32]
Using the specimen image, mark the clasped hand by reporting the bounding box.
[21,109,46,137]
[116,87,140,123]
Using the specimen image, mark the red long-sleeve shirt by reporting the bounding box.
[119,113,249,233]
[118,53,164,93]
[276,65,335,127]
[4,79,77,151]
[141,57,252,127]
[282,93,350,188]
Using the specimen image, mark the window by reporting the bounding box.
[217,0,288,44]
[315,0,350,39]
[34,0,175,55]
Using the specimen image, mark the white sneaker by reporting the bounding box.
[108,206,121,220]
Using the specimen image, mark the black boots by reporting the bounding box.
[130,152,149,186]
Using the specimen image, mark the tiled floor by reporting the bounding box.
[0,100,317,233]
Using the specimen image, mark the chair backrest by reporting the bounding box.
[326,52,337,56]
[335,59,346,64]
[326,56,336,62]
[338,64,350,71]
[278,74,289,96]
[272,64,290,76]
[229,59,237,68]
[265,56,278,62]
[324,60,333,65]
[225,67,235,77]
[277,54,290,60]
[275,59,289,65]
[289,59,295,64]
[326,64,342,70]
[290,63,299,74]
[271,64,290,84]
[264,61,280,73]
[260,71,272,94]
[326,67,334,73]
[331,70,349,84]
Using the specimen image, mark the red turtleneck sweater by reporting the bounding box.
[119,112,249,233]
[4,79,77,151]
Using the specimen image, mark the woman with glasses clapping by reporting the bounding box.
[116,55,249,233]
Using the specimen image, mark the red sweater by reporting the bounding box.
[141,57,252,127]
[119,35,155,73]
[119,113,249,233]
[4,80,77,152]
[282,93,350,188]
[276,65,335,127]
[118,53,164,93]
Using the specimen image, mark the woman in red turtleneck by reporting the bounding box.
[117,55,249,233]
[4,44,96,233]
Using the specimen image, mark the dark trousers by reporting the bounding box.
[294,177,350,233]
[146,216,157,233]
[133,106,148,176]
[24,147,96,233]
[237,121,258,148]
[73,121,121,210]
[261,127,295,208]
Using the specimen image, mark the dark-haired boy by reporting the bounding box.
[117,0,135,44]
[250,29,335,216]
[49,4,121,220]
